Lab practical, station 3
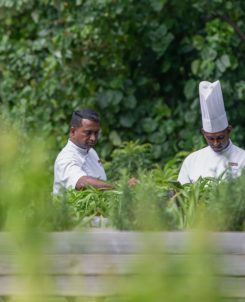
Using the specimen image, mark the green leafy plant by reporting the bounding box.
[205,171,245,231]
[105,140,153,181]
[170,177,218,229]
[63,186,120,227]
[151,151,188,187]
[109,171,176,230]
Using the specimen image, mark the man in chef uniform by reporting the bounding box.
[53,108,138,194]
[178,80,245,185]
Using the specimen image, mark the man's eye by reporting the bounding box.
[85,131,99,136]
[207,136,224,141]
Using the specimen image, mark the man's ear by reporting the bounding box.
[70,127,76,137]
[227,125,232,134]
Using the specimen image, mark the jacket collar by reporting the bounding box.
[67,139,89,155]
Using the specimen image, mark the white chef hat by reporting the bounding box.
[199,80,228,133]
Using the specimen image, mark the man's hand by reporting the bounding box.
[127,177,140,187]
[76,175,139,191]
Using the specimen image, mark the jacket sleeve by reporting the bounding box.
[53,157,87,193]
[177,159,191,185]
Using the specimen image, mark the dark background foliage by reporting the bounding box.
[0,0,244,165]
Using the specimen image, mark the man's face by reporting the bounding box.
[202,126,231,152]
[70,119,100,149]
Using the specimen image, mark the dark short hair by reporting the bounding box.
[70,108,100,128]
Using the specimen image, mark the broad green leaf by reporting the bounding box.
[109,130,122,146]
[142,118,158,133]
[184,79,196,100]
[191,60,200,75]
[150,0,167,12]
[119,113,135,128]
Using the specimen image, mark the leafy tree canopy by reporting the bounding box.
[0,0,244,163]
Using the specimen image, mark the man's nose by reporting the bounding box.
[213,139,219,146]
[90,133,97,141]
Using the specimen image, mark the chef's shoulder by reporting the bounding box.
[182,146,209,165]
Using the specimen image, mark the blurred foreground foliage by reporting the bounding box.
[0,0,244,165]
[0,118,244,302]
[0,116,79,231]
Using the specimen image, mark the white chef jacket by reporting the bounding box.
[178,141,245,185]
[53,140,107,194]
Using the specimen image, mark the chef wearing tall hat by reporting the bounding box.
[178,80,245,185]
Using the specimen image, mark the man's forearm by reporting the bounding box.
[75,176,114,190]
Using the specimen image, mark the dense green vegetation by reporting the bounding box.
[57,169,245,232]
[0,0,244,164]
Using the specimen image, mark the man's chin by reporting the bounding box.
[86,145,95,149]
[212,147,223,152]
[77,143,91,150]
